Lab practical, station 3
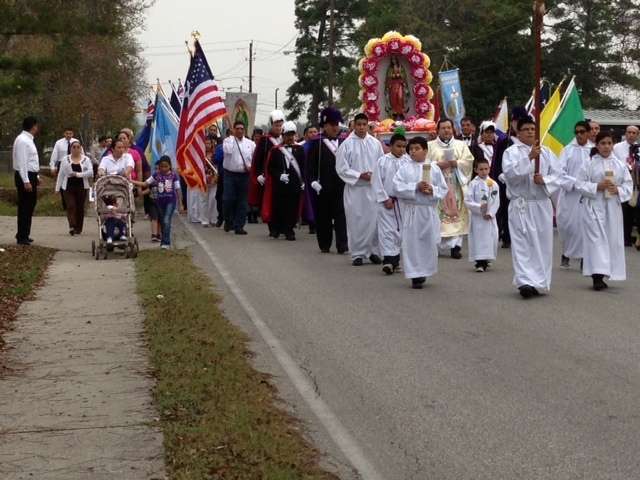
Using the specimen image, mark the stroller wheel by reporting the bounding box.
[91,241,95,257]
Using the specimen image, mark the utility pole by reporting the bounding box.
[249,40,254,93]
[275,88,280,109]
[327,0,336,104]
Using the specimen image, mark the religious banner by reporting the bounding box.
[223,92,257,134]
[438,69,465,131]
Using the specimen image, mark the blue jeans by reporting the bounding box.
[104,218,126,239]
[223,170,249,230]
[158,202,176,246]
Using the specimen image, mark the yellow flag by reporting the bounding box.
[540,80,564,138]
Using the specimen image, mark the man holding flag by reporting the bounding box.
[176,38,227,229]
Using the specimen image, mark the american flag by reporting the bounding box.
[176,40,226,190]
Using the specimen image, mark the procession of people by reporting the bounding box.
[11,103,640,296]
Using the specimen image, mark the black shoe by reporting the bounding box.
[411,277,426,289]
[531,287,540,296]
[69,229,75,236]
[16,239,30,246]
[27,238,34,243]
[309,226,316,234]
[320,248,330,253]
[215,219,223,227]
[369,254,382,265]
[592,275,607,291]
[382,264,394,275]
[224,223,232,232]
[352,258,364,266]
[502,241,511,249]
[560,255,570,268]
[235,229,248,235]
[451,246,462,259]
[269,231,279,238]
[519,285,535,299]
[337,248,348,255]
[285,234,296,241]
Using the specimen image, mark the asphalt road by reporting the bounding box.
[179,219,640,480]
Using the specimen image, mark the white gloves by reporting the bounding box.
[300,182,305,191]
[257,174,265,186]
[280,173,290,184]
[311,181,322,193]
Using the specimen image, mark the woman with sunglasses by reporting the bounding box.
[55,140,94,235]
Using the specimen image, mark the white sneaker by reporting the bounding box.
[120,235,128,241]
[160,244,170,250]
[202,223,210,228]
[475,266,485,272]
[106,237,113,244]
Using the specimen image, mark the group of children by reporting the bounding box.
[370,118,630,294]
[372,134,499,289]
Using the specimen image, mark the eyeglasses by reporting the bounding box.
[575,129,587,134]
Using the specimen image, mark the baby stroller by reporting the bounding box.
[91,175,139,260]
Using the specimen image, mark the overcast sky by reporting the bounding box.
[139,1,298,124]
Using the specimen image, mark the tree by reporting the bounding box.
[545,0,640,109]
[0,0,153,146]
[284,0,367,124]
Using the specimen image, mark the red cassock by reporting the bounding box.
[248,135,278,208]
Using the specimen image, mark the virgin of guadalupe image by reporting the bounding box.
[234,101,250,130]
[385,56,409,120]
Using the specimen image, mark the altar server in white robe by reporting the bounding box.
[576,131,632,291]
[501,117,564,299]
[393,136,448,289]
[557,120,593,268]
[372,133,408,275]
[464,158,500,272]
[336,113,385,266]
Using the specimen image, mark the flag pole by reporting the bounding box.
[533,0,545,173]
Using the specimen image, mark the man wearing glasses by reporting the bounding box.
[556,121,593,268]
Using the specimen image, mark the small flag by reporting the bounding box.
[543,78,584,156]
[151,90,180,167]
[176,40,227,191]
[540,79,564,138]
[169,82,182,117]
[493,97,509,134]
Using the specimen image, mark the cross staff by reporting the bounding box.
[533,0,546,173]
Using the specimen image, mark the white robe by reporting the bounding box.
[199,185,217,225]
[464,176,500,261]
[501,139,563,290]
[576,154,632,280]
[372,152,408,257]
[336,132,385,259]
[556,139,593,258]
[187,187,201,223]
[393,161,448,279]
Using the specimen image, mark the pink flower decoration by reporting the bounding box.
[412,67,425,79]
[364,60,377,72]
[416,101,431,113]
[373,43,387,57]
[389,40,400,52]
[363,75,378,87]
[400,43,414,55]
[366,91,378,101]
[410,53,423,65]
[413,84,428,97]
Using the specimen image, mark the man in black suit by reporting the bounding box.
[13,116,40,245]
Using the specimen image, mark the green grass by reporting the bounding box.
[135,250,339,480]
[0,171,66,216]
[0,245,55,351]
